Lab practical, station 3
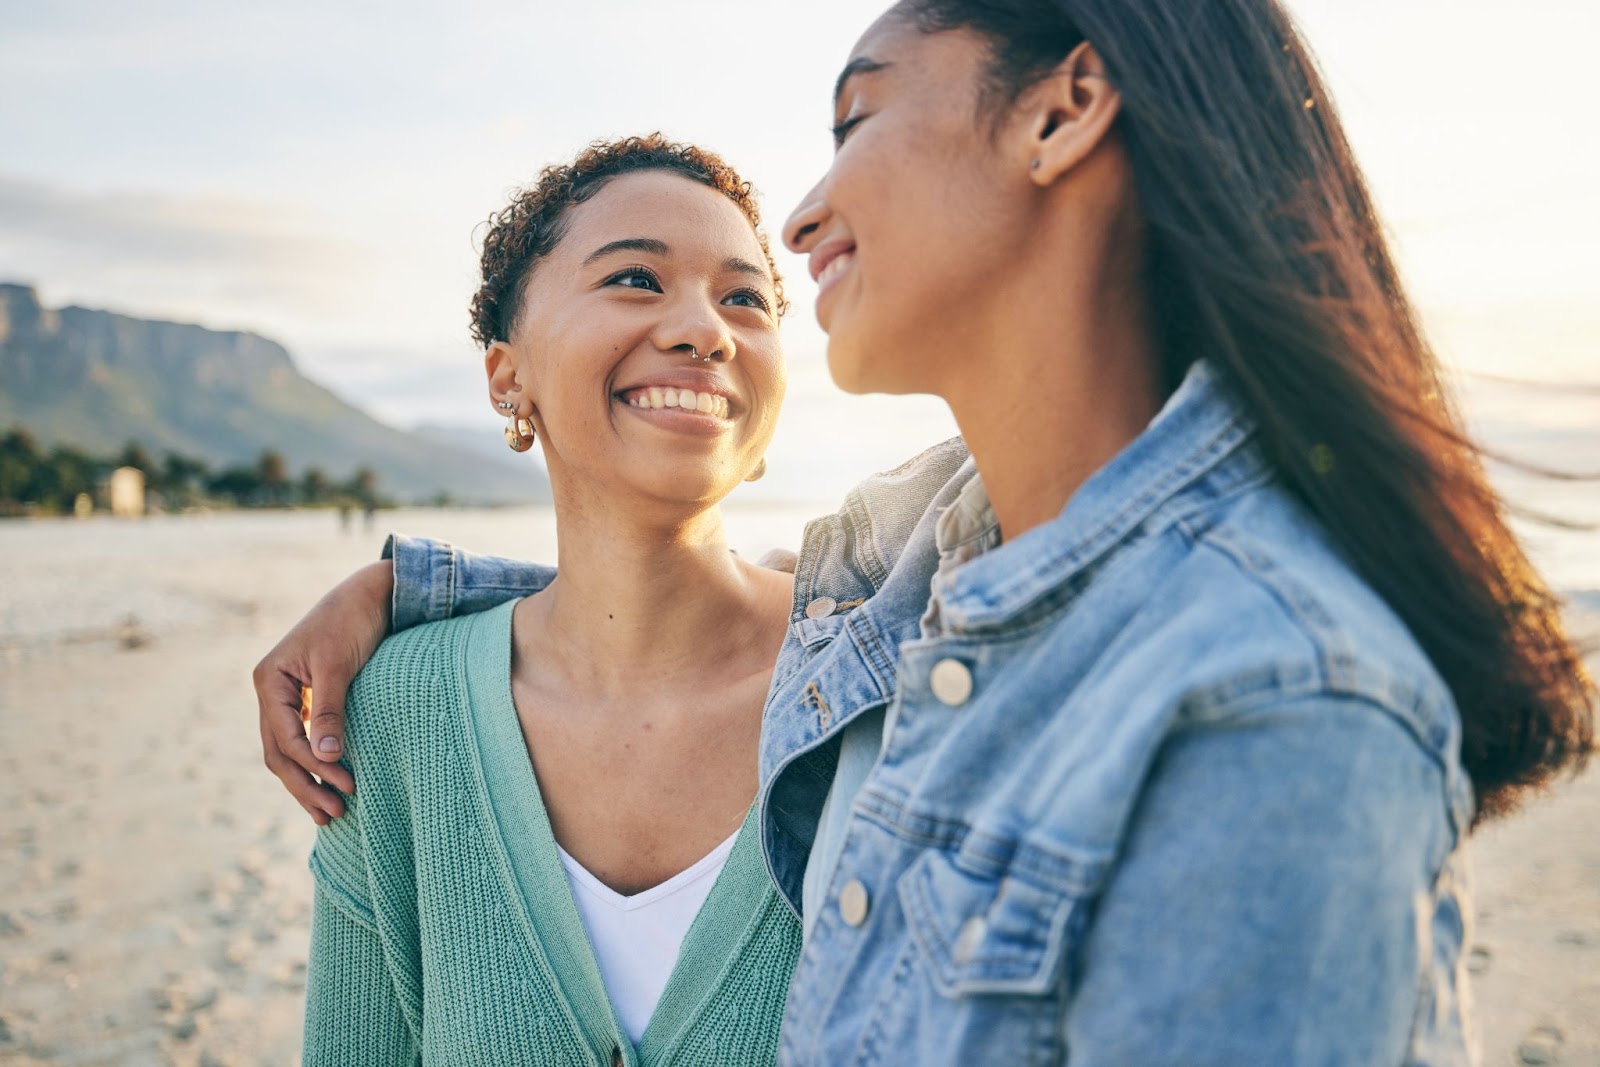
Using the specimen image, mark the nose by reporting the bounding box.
[783,178,829,254]
[655,292,736,364]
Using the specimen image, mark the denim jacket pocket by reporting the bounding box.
[899,849,1079,997]
[845,848,1079,1065]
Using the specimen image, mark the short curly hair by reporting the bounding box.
[470,133,787,349]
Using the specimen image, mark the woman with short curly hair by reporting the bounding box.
[300,135,801,1066]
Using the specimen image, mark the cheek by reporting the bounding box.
[745,342,788,436]
[843,188,989,391]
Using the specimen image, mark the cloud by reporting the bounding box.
[0,174,372,335]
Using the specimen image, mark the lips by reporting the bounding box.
[816,250,855,294]
[808,238,857,285]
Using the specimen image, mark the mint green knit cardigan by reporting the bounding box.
[304,601,802,1066]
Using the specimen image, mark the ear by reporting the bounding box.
[1023,42,1122,187]
[485,341,533,415]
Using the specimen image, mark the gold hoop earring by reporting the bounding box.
[504,414,536,453]
[745,457,767,482]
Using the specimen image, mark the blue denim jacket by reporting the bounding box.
[386,362,1475,1065]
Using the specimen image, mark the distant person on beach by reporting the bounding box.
[288,136,800,1064]
[259,1,1596,1063]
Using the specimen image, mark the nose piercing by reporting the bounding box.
[686,346,718,362]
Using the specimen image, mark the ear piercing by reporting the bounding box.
[504,414,536,452]
[496,401,515,411]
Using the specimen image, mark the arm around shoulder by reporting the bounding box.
[383,533,554,630]
[1064,692,1470,1066]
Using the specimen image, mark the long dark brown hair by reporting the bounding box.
[898,0,1594,820]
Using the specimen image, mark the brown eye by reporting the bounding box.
[607,267,661,292]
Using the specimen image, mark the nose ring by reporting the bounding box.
[686,346,716,362]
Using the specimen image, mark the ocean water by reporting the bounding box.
[1472,384,1600,612]
[2,381,1595,647]
[0,478,1591,655]
[0,504,825,651]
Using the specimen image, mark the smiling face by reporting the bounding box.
[783,12,1038,396]
[489,170,785,511]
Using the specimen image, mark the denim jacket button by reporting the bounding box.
[953,916,988,964]
[805,596,839,620]
[839,879,871,926]
[930,659,974,706]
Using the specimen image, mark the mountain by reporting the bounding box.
[0,283,548,503]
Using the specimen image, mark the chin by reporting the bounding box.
[825,332,913,396]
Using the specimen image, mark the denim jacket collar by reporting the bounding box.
[935,360,1267,632]
[760,361,1272,911]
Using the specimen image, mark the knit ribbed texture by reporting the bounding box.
[304,601,802,1066]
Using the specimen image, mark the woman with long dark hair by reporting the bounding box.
[260,1,1593,1062]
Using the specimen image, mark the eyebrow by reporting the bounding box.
[834,57,891,107]
[583,237,669,265]
[724,257,769,281]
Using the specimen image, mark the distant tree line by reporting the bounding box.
[0,426,384,516]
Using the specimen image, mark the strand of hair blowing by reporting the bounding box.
[901,0,1594,821]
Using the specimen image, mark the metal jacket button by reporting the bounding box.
[805,596,838,620]
[930,658,974,706]
[839,879,870,926]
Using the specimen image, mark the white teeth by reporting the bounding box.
[625,388,732,417]
[819,251,854,288]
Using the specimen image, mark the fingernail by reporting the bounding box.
[318,736,342,756]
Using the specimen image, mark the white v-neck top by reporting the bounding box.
[556,830,740,1044]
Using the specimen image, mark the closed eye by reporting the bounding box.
[831,114,866,148]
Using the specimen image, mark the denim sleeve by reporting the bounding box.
[1064,694,1469,1066]
[380,533,556,632]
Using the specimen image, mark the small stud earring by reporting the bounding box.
[496,401,515,411]
[1030,158,1041,171]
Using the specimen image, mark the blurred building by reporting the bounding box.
[109,466,145,518]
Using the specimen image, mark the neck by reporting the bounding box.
[524,489,782,698]
[944,210,1163,542]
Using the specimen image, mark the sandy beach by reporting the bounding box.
[1,507,1595,1066]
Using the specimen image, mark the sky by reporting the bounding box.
[2,0,1596,502]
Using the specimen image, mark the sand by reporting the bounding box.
[0,508,1595,1066]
